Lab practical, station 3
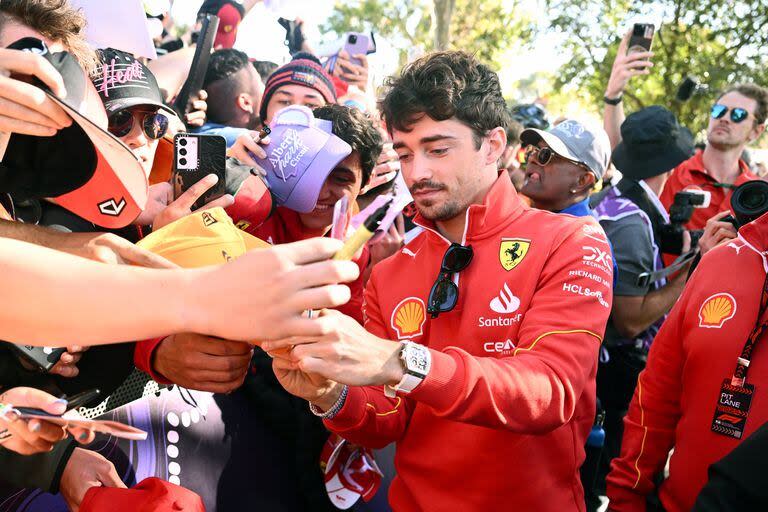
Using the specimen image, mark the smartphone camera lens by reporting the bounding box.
[179,148,187,156]
[348,34,357,44]
[179,158,187,166]
[179,138,188,147]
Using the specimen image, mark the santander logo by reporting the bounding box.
[490,283,520,314]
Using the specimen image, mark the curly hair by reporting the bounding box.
[313,104,383,187]
[0,0,97,73]
[719,83,768,126]
[379,51,511,148]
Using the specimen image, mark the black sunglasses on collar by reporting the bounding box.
[427,243,474,318]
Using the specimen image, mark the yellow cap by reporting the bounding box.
[137,207,270,268]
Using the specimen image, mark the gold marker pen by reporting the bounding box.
[333,199,392,260]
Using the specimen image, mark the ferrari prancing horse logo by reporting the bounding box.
[499,238,530,271]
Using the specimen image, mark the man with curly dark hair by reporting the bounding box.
[266,51,614,511]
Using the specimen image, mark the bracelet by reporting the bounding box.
[604,95,623,105]
[309,385,348,420]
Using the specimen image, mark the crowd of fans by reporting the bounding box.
[1,1,768,511]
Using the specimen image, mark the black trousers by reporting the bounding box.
[584,345,647,512]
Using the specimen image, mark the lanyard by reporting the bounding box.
[731,273,768,387]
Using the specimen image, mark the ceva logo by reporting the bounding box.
[484,339,516,355]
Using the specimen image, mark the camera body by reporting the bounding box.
[659,191,706,254]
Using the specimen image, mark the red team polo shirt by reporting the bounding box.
[660,150,756,231]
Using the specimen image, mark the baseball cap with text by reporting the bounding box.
[253,105,352,213]
[521,119,611,180]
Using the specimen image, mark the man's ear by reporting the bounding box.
[750,122,766,143]
[484,126,507,166]
[237,93,254,113]
[576,171,596,194]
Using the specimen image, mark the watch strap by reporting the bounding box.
[603,94,623,105]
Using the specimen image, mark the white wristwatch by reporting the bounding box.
[385,341,431,398]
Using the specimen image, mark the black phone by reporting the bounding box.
[12,389,101,418]
[9,343,66,371]
[172,13,219,120]
[172,133,227,210]
[627,23,654,54]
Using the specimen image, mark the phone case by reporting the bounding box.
[343,33,370,67]
[172,133,227,210]
[628,24,654,54]
[9,344,66,371]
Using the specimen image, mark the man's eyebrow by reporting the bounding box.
[419,135,458,144]
[393,135,458,150]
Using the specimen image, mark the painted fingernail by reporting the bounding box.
[78,431,90,441]
[28,420,41,433]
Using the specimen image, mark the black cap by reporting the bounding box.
[92,48,175,117]
[612,106,694,180]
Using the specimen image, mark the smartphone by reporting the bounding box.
[9,343,66,372]
[172,133,226,210]
[9,410,147,441]
[627,23,654,54]
[13,389,101,417]
[343,33,370,67]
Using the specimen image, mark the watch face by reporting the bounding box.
[404,345,429,375]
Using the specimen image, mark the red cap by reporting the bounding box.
[213,3,243,49]
[80,478,204,512]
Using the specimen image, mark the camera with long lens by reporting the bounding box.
[725,180,768,228]
[659,191,706,254]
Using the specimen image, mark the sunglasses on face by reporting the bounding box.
[108,109,169,139]
[711,104,750,124]
[524,146,592,174]
[427,243,473,318]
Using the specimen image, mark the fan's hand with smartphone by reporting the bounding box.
[153,174,234,230]
[226,128,271,170]
[332,49,369,90]
[0,387,97,455]
[605,25,655,101]
[49,345,89,378]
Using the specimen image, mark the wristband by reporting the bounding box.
[604,95,623,105]
[309,385,348,419]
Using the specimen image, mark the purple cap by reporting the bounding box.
[255,105,352,213]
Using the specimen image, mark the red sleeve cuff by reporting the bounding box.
[407,348,461,410]
[323,385,367,432]
[134,337,173,385]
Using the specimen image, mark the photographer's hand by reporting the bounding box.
[0,48,72,136]
[699,210,738,255]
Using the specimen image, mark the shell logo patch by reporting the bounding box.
[391,297,426,340]
[699,293,737,328]
[223,24,234,33]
